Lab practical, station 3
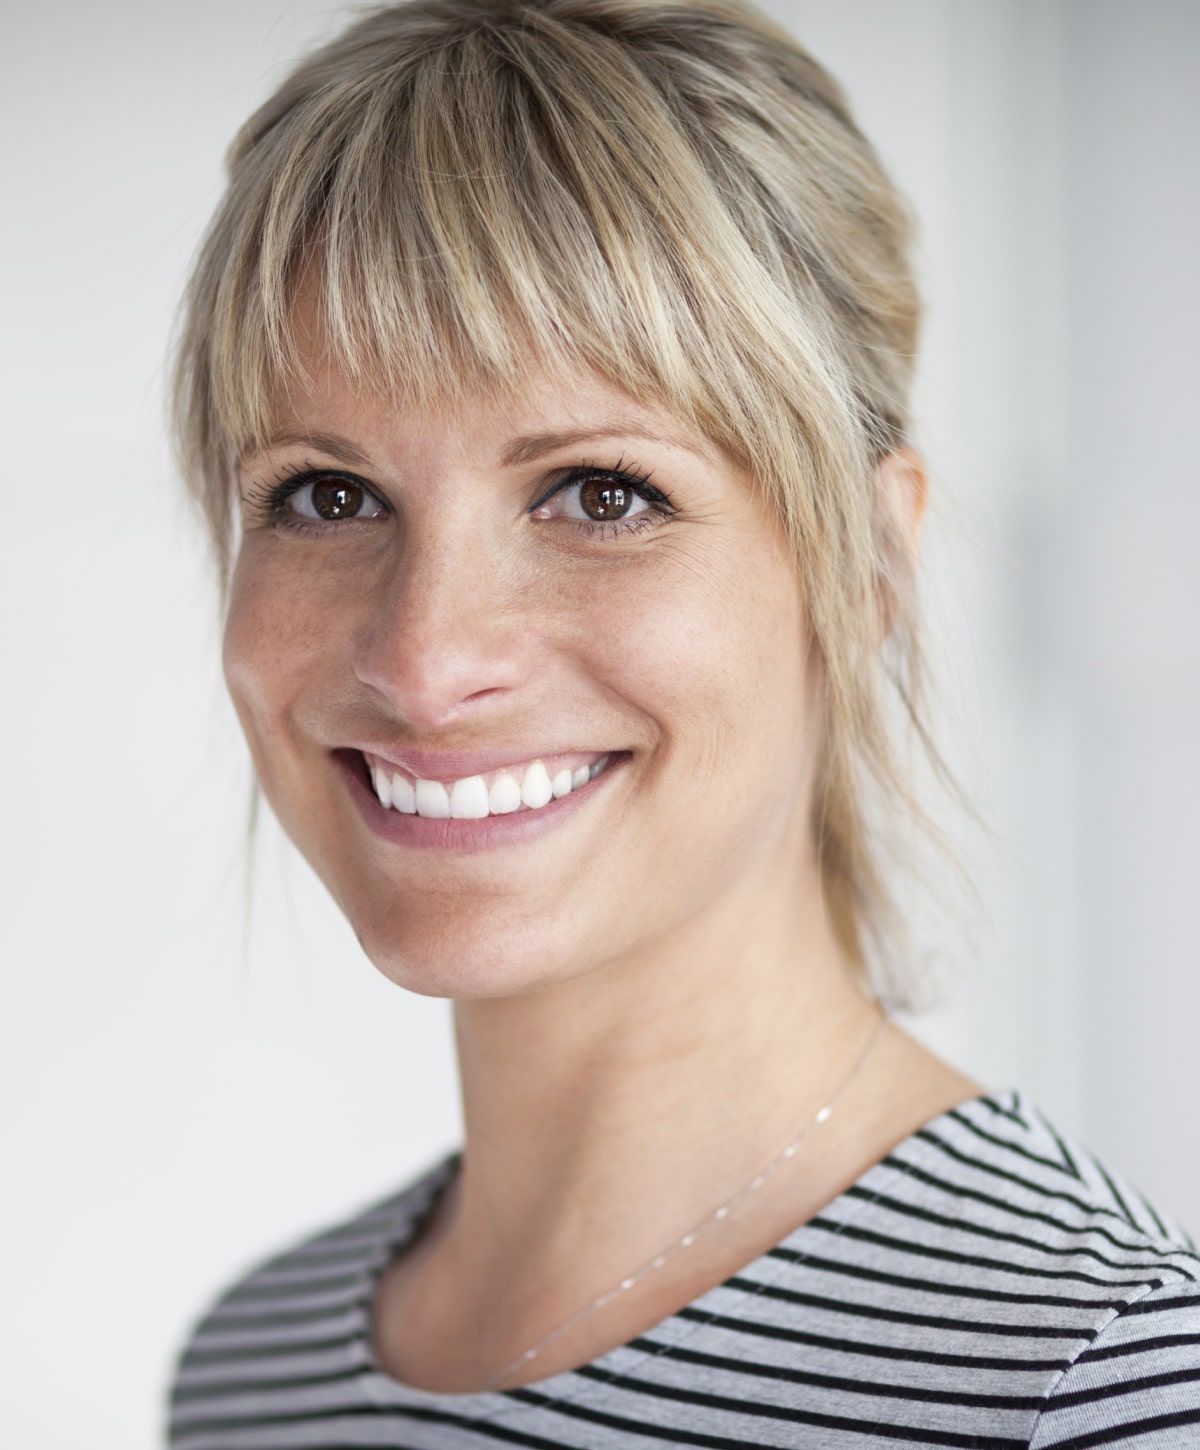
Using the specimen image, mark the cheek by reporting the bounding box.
[222,554,272,722]
[220,549,330,750]
[605,540,808,798]
[600,542,813,927]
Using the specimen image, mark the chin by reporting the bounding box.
[349,915,579,1001]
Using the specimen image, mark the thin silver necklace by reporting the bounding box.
[477,997,891,1393]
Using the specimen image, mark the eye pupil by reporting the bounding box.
[312,478,361,519]
[580,478,631,521]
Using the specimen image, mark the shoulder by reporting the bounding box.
[1028,1278,1200,1447]
[870,1086,1197,1266]
[880,1087,1200,1446]
[164,1150,454,1434]
[175,1153,454,1333]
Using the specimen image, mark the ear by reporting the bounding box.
[874,447,929,642]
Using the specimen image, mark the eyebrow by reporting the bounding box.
[240,419,709,469]
[239,430,372,467]
[498,420,709,466]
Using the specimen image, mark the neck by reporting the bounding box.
[444,848,885,1299]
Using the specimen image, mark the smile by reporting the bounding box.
[333,747,632,853]
[364,749,615,818]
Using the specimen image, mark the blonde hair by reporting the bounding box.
[170,0,986,1011]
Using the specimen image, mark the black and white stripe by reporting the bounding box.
[166,1089,1200,1447]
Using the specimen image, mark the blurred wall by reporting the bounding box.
[2,1,1196,1444]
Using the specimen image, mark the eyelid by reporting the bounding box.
[243,463,388,522]
[245,456,678,540]
[534,464,672,514]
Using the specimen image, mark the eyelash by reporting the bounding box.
[241,457,678,543]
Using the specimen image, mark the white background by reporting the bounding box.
[2,1,1197,1444]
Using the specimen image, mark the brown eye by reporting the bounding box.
[263,470,389,527]
[530,464,676,543]
[578,478,635,521]
[242,464,390,536]
[310,477,367,520]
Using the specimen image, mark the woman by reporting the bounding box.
[164,0,1200,1444]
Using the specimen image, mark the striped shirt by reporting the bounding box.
[166,1087,1200,1447]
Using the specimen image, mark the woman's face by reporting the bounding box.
[224,295,827,999]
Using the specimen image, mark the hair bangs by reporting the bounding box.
[200,14,787,485]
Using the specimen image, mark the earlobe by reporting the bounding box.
[878,447,929,559]
[874,447,929,643]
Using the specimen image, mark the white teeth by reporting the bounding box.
[372,766,393,809]
[488,772,522,815]
[414,779,450,818]
[368,752,620,816]
[520,760,554,810]
[449,775,490,819]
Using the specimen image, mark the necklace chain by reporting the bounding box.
[477,998,891,1393]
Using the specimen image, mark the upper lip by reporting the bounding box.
[347,743,624,780]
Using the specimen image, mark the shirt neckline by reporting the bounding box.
[356,1085,1020,1410]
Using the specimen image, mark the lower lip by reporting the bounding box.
[333,748,632,853]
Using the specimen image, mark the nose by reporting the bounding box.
[350,514,532,726]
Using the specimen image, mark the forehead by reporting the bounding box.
[255,270,718,466]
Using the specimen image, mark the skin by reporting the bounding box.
[224,282,986,1391]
